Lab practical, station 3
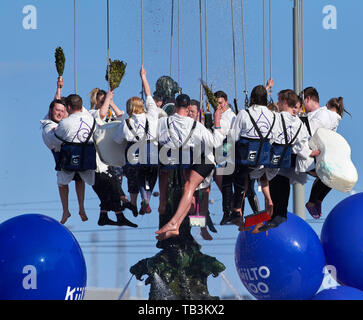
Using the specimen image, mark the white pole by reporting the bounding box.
[293,0,305,219]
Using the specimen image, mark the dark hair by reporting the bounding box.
[49,98,66,111]
[214,90,228,101]
[66,94,83,111]
[249,85,267,107]
[153,94,163,102]
[327,97,348,118]
[278,89,299,108]
[96,89,106,100]
[190,99,200,111]
[175,94,190,108]
[48,98,67,122]
[302,87,319,103]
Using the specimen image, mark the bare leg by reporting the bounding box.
[156,170,204,240]
[252,175,272,234]
[75,179,88,222]
[58,184,71,224]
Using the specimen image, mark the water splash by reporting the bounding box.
[151,273,176,300]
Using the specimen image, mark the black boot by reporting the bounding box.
[257,216,287,232]
[220,211,233,225]
[115,212,138,228]
[98,212,117,226]
[121,201,138,217]
[206,212,217,233]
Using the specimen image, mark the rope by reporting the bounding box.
[269,0,272,81]
[178,0,181,86]
[199,0,204,111]
[140,0,144,101]
[300,0,304,97]
[268,0,273,103]
[204,0,208,86]
[231,0,238,104]
[241,0,248,108]
[74,0,77,94]
[106,0,110,91]
[170,0,174,77]
[262,0,266,85]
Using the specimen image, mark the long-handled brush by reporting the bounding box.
[189,190,206,227]
[244,210,271,229]
[55,46,65,83]
[105,59,127,91]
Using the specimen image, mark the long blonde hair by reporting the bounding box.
[126,97,145,116]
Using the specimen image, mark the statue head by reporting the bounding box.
[153,76,182,104]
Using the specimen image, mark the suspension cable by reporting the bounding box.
[74,0,77,94]
[170,0,174,77]
[268,0,273,103]
[199,0,204,110]
[178,0,181,86]
[300,0,304,97]
[106,0,110,91]
[204,0,208,86]
[241,0,248,108]
[231,0,238,106]
[263,0,266,85]
[140,0,144,101]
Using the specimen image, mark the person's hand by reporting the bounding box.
[140,65,146,78]
[214,107,222,126]
[106,90,114,101]
[266,77,274,91]
[310,150,321,158]
[57,76,64,89]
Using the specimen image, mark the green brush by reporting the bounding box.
[105,59,127,90]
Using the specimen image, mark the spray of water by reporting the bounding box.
[152,272,176,300]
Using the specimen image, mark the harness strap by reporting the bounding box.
[276,114,302,167]
[126,117,150,141]
[245,109,276,166]
[54,118,96,145]
[167,118,197,150]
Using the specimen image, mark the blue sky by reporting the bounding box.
[0,0,361,299]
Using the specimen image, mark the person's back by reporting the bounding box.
[232,85,275,142]
[158,95,223,166]
[55,94,95,144]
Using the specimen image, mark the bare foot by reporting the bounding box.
[156,229,180,240]
[251,222,264,234]
[200,227,213,241]
[79,210,88,222]
[156,221,178,235]
[60,211,71,224]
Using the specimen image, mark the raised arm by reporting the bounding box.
[140,65,151,97]
[54,76,63,100]
[98,90,114,120]
[109,99,124,118]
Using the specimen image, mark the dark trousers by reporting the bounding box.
[270,174,290,219]
[92,171,125,212]
[309,178,332,203]
[221,166,251,213]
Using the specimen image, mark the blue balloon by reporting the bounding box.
[321,193,363,291]
[313,286,363,300]
[0,214,87,300]
[235,212,325,300]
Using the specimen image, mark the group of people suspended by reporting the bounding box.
[41,64,348,241]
